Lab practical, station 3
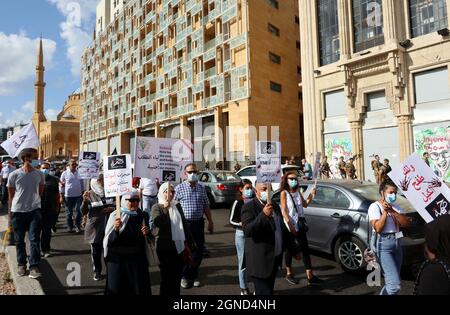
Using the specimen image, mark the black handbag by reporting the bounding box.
[287,190,309,233]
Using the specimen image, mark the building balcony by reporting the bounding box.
[204,38,217,52]
[204,67,216,78]
[156,111,167,121]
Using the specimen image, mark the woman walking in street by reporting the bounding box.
[229,179,254,295]
[151,182,194,296]
[103,190,151,295]
[280,171,323,285]
[81,173,115,281]
[368,179,410,295]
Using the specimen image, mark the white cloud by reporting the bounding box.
[0,32,57,96]
[45,108,59,121]
[0,101,34,128]
[47,0,100,77]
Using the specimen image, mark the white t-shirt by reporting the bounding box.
[285,191,304,232]
[368,201,404,234]
[139,178,159,197]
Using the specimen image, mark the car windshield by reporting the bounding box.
[353,185,415,213]
[214,172,241,182]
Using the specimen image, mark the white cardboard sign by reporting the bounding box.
[103,154,132,198]
[134,137,193,183]
[78,152,101,179]
[256,141,282,184]
[388,153,450,223]
[313,152,322,179]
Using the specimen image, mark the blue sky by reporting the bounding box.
[0,0,99,128]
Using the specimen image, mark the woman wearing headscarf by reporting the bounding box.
[414,214,450,295]
[103,189,151,295]
[151,182,194,296]
[81,173,115,281]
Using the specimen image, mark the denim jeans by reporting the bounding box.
[183,219,205,281]
[142,195,157,229]
[11,210,42,268]
[235,229,248,290]
[377,233,403,295]
[65,196,82,229]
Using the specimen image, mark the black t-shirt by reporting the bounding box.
[415,261,450,295]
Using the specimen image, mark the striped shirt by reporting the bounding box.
[175,181,210,221]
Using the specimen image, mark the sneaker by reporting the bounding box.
[74,226,81,234]
[193,279,201,287]
[181,278,193,289]
[43,251,51,258]
[93,273,105,281]
[308,275,324,285]
[29,267,42,279]
[51,227,57,234]
[285,274,299,285]
[17,266,26,277]
[240,288,251,295]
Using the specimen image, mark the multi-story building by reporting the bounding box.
[81,0,303,166]
[300,0,450,182]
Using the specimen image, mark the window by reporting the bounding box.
[268,23,280,36]
[310,186,351,209]
[324,89,346,117]
[367,91,388,111]
[318,0,340,65]
[270,81,282,93]
[269,52,281,64]
[267,0,279,9]
[409,0,448,38]
[237,167,256,177]
[414,67,450,103]
[352,0,384,52]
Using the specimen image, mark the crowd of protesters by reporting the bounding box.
[2,148,450,296]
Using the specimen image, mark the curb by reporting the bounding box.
[1,214,44,295]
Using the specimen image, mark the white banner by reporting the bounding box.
[256,141,282,184]
[79,152,101,179]
[313,152,322,179]
[0,123,40,158]
[103,154,132,198]
[388,153,450,223]
[134,137,193,183]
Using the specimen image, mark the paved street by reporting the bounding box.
[32,205,416,295]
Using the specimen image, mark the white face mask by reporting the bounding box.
[259,191,268,203]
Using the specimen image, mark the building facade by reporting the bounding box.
[300,0,450,182]
[80,0,303,166]
[31,39,83,161]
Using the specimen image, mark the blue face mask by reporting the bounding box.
[31,160,40,168]
[41,169,49,176]
[259,191,268,203]
[385,193,397,204]
[243,188,254,199]
[288,179,299,189]
[187,173,198,182]
[120,208,138,216]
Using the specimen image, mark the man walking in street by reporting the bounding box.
[338,156,347,179]
[241,182,300,295]
[301,158,313,180]
[1,159,16,206]
[345,157,357,180]
[7,148,45,279]
[60,159,84,233]
[39,161,60,258]
[371,155,383,185]
[175,163,214,289]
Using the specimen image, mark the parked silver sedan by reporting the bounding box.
[199,171,242,207]
[272,180,426,273]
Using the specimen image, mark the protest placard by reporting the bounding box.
[256,141,282,184]
[134,137,193,183]
[103,154,133,198]
[313,152,322,179]
[78,151,101,179]
[388,153,450,223]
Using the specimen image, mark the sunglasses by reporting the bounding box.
[187,171,198,174]
[127,198,141,203]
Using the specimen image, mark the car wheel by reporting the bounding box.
[334,235,366,273]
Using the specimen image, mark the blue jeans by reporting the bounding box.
[142,195,157,229]
[377,233,403,295]
[65,196,82,229]
[235,229,248,289]
[11,210,42,268]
